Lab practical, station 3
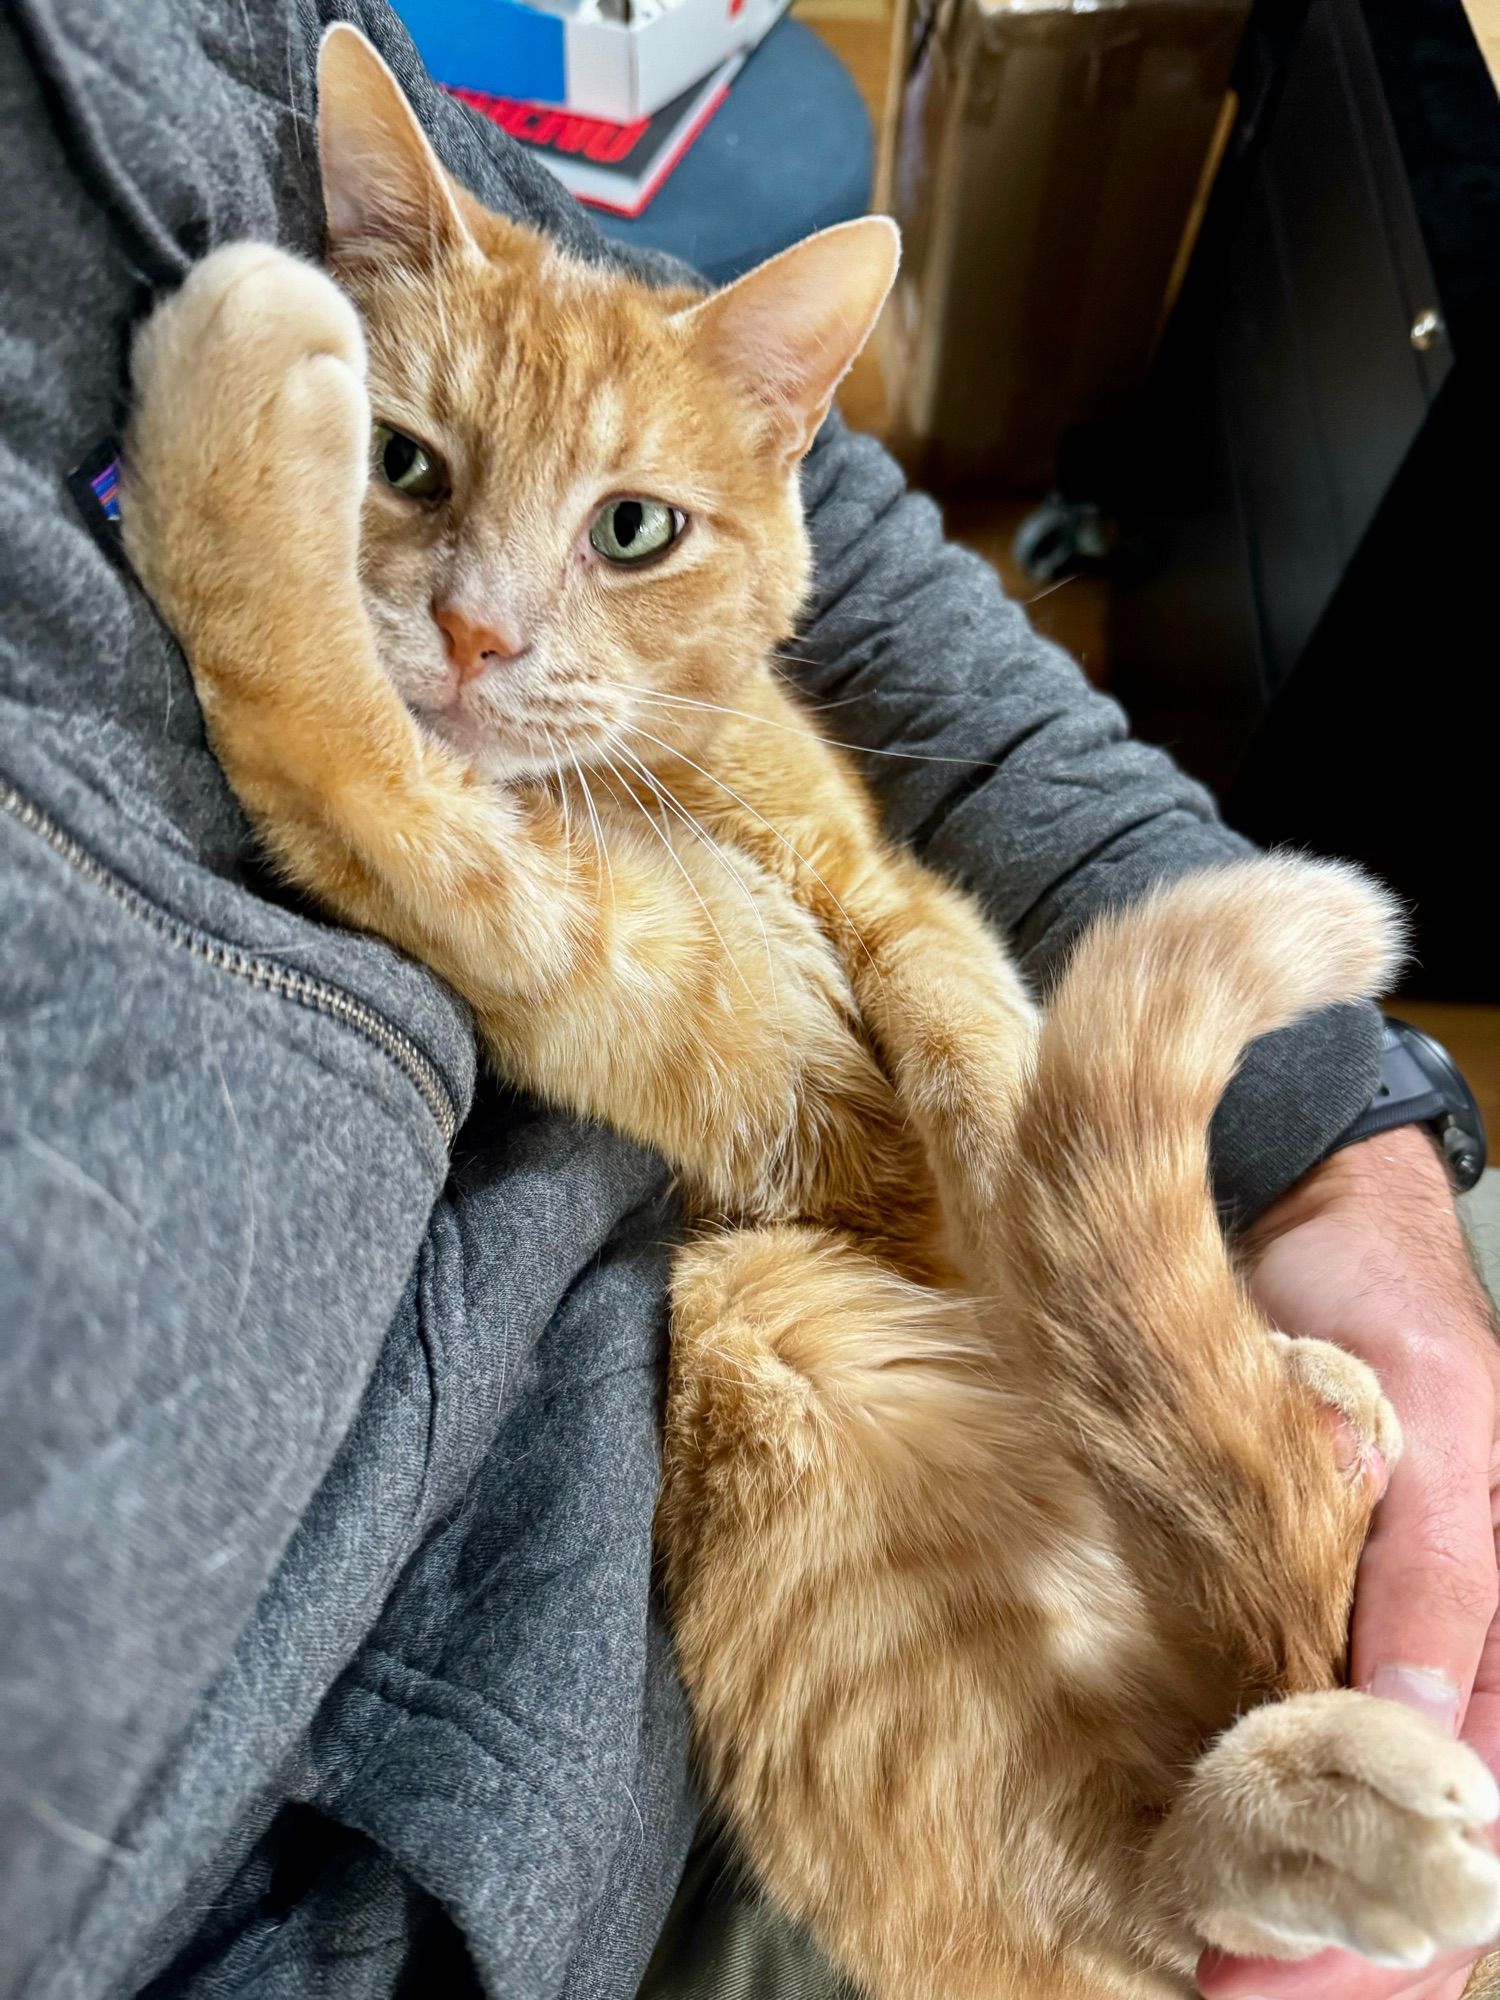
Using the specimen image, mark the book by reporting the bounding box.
[448,53,741,217]
[401,0,782,124]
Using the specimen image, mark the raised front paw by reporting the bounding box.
[123,245,369,633]
[1175,1689,1500,1971]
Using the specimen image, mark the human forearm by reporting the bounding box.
[1203,1125,1500,2000]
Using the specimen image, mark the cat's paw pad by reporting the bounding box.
[126,245,369,579]
[1276,1332,1401,1489]
[135,244,365,399]
[1186,1690,1500,1969]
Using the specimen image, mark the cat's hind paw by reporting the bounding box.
[1171,1689,1500,1970]
[1277,1332,1402,1492]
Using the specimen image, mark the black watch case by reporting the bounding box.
[1333,1017,1488,1192]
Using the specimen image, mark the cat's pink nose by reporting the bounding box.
[435,606,527,683]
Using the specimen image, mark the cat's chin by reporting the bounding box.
[412,702,557,787]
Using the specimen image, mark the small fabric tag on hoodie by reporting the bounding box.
[67,438,130,569]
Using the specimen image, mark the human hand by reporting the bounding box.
[1200,1124,1500,2000]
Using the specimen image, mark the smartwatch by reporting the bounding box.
[1326,1017,1488,1192]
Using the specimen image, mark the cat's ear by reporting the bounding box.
[673,218,899,463]
[317,24,475,265]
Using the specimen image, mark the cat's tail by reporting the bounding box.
[1024,854,1404,1207]
[999,855,1405,1677]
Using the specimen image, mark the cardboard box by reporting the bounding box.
[397,0,783,123]
[878,0,1249,490]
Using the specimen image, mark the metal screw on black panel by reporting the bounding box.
[1410,310,1443,352]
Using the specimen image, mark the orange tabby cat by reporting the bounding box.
[121,26,1500,1997]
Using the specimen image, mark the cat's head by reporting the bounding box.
[316,26,897,786]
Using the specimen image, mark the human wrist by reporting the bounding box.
[1245,1123,1456,1252]
[1244,1125,1494,1366]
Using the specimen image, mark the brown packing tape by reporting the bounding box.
[880,0,1249,490]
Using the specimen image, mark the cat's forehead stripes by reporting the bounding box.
[356,244,757,531]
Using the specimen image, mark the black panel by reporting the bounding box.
[1110,0,1497,996]
[1228,370,1499,1000]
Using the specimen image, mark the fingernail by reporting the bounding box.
[1368,1664,1462,1734]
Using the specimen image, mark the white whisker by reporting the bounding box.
[605,740,790,1047]
[619,722,881,982]
[613,685,997,768]
[767,657,875,709]
[540,725,575,893]
[284,31,306,169]
[567,740,616,927]
[1022,573,1081,607]
[594,743,755,1010]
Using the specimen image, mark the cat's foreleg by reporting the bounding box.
[123,252,781,1011]
[660,687,1039,1259]
[123,249,886,1197]
[845,853,1039,1290]
[123,245,598,990]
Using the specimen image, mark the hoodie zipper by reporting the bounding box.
[1,778,459,1148]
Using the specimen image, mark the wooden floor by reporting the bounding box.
[798,0,1500,1124]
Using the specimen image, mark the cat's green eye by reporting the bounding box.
[589,497,682,566]
[371,423,448,501]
